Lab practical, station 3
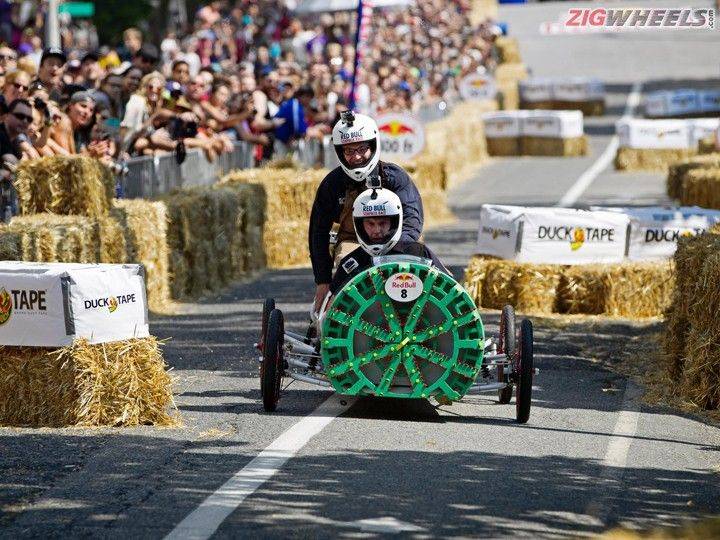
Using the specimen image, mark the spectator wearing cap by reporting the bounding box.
[133,44,159,75]
[36,47,66,102]
[273,83,312,157]
[80,52,103,90]
[0,45,16,72]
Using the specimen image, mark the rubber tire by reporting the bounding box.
[261,308,284,412]
[498,305,515,404]
[261,298,275,347]
[515,318,534,424]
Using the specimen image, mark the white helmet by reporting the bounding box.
[332,110,380,183]
[352,188,402,256]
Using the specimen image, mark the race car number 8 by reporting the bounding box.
[384,272,423,302]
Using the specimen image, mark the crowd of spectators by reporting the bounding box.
[0,0,503,211]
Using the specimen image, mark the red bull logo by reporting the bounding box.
[0,288,11,325]
[378,121,415,137]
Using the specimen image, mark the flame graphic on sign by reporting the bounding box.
[0,287,11,325]
[378,121,415,137]
[570,228,585,251]
[108,297,118,313]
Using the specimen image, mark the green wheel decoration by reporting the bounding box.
[320,262,485,400]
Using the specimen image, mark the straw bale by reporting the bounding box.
[553,100,605,116]
[420,187,455,227]
[487,137,521,156]
[498,81,520,110]
[681,325,720,409]
[679,167,720,208]
[0,227,21,259]
[112,199,171,310]
[408,154,447,191]
[614,147,696,172]
[514,264,562,314]
[666,153,720,200]
[463,256,493,306]
[481,259,519,309]
[520,100,555,110]
[0,337,177,427]
[264,219,309,268]
[521,136,588,157]
[557,265,608,315]
[494,63,528,84]
[495,37,522,64]
[4,214,100,263]
[699,137,717,155]
[602,261,674,318]
[14,156,114,218]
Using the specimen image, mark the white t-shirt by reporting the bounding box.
[120,94,149,144]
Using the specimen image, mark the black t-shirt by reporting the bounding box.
[329,241,450,294]
[0,124,22,159]
[309,162,424,285]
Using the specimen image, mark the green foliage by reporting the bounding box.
[92,0,154,46]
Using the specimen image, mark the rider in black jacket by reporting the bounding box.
[309,111,424,310]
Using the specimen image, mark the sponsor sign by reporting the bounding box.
[482,111,526,138]
[616,118,692,149]
[476,205,522,259]
[384,272,423,302]
[519,78,553,102]
[552,77,605,102]
[459,73,497,102]
[667,89,700,117]
[521,110,584,138]
[690,118,720,147]
[375,113,425,161]
[699,90,720,114]
[520,208,628,264]
[0,262,148,346]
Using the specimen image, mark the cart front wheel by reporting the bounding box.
[515,318,533,424]
[261,308,284,412]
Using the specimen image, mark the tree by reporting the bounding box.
[93,0,154,47]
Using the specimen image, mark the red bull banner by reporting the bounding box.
[459,73,497,101]
[375,112,425,161]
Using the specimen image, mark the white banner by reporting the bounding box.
[0,264,69,347]
[476,205,523,259]
[519,208,628,264]
[690,118,720,147]
[482,111,526,138]
[552,77,604,102]
[521,110,584,138]
[69,265,149,344]
[519,78,553,102]
[459,73,497,102]
[0,262,149,347]
[616,118,692,149]
[375,112,425,161]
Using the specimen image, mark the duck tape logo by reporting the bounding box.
[84,294,135,314]
[0,288,11,325]
[481,225,511,240]
[537,225,616,251]
[0,287,47,325]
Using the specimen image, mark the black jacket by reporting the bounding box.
[330,241,450,294]
[309,162,424,284]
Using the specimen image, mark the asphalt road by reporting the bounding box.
[3,1,720,538]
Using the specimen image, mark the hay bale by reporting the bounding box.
[699,137,718,155]
[487,137,521,156]
[112,199,171,311]
[520,100,555,111]
[514,264,562,314]
[420,187,455,227]
[554,100,605,116]
[497,81,520,111]
[521,136,589,157]
[602,261,674,318]
[680,167,720,208]
[666,153,720,200]
[495,37,522,64]
[481,259,519,309]
[264,220,309,268]
[494,63,528,85]
[408,154,447,191]
[14,156,114,218]
[615,147,697,172]
[557,266,607,315]
[463,256,493,307]
[0,337,177,427]
[0,227,21,259]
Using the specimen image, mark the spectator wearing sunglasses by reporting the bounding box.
[0,99,34,159]
[1,70,31,114]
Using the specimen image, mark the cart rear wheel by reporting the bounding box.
[261,298,275,347]
[498,305,515,404]
[515,318,533,424]
[261,308,284,412]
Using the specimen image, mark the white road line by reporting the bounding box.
[557,81,642,208]
[585,382,642,522]
[165,394,354,540]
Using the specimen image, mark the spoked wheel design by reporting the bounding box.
[321,262,485,401]
[515,318,534,424]
[498,305,515,404]
[261,308,284,412]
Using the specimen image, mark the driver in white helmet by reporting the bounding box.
[329,187,449,295]
[309,110,424,310]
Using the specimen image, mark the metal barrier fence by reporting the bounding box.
[119,101,455,199]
